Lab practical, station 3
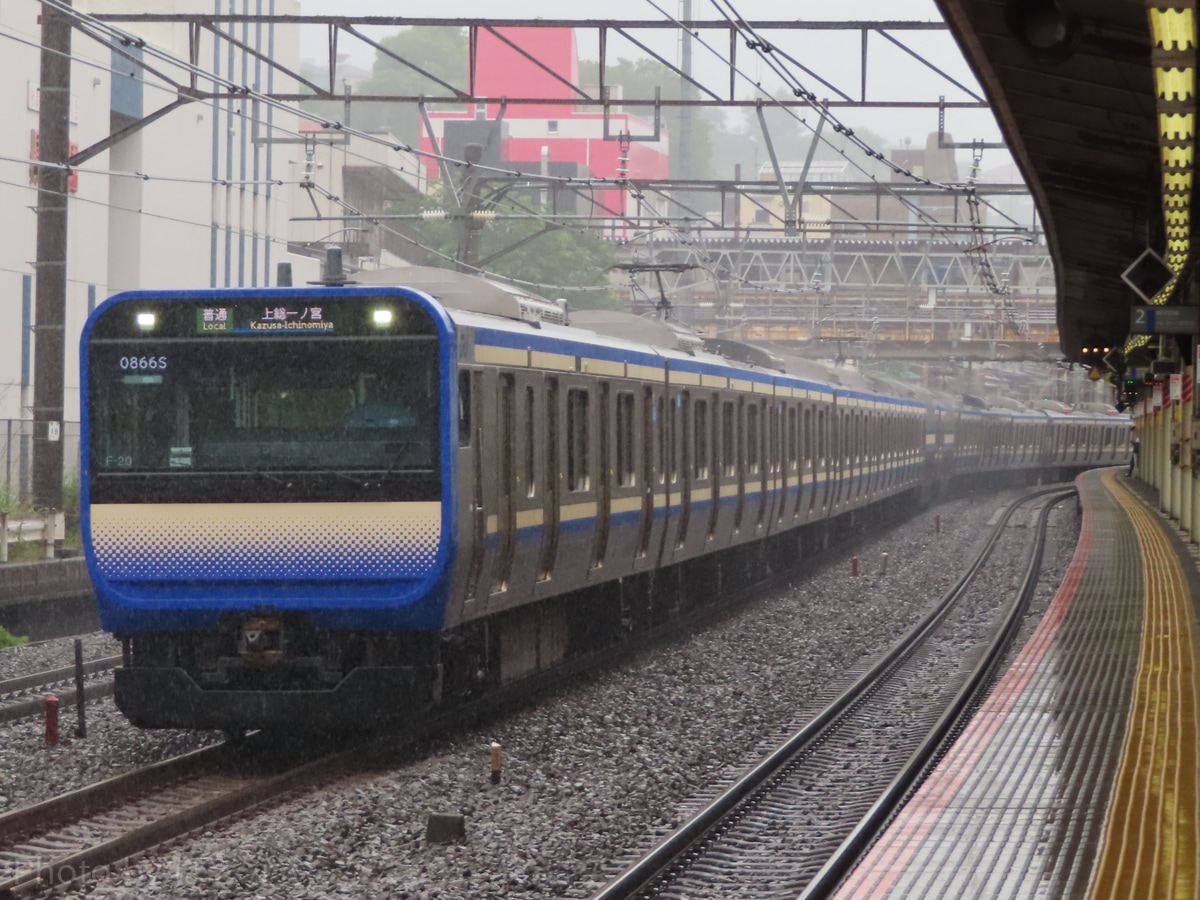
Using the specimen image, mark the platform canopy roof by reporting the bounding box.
[934,0,1194,363]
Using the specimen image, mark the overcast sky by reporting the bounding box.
[296,0,1014,173]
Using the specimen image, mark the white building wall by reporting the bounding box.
[0,0,316,439]
[0,0,111,424]
[0,1,42,424]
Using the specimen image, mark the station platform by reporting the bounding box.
[835,467,1200,899]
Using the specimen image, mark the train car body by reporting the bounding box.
[80,268,1130,731]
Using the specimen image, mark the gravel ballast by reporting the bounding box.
[0,488,1079,899]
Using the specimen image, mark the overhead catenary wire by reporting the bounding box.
[0,172,298,245]
[15,1,1035,309]
[34,0,669,193]
[642,0,1029,300]
[2,14,738,254]
[5,8,798,300]
[3,14,668,278]
[299,180,617,294]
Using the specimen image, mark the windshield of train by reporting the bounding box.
[88,333,441,504]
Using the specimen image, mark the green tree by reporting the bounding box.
[302,27,470,143]
[387,188,622,311]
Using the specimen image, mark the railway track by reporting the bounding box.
[0,656,121,726]
[0,615,703,899]
[593,486,1075,900]
[0,732,356,898]
[0,490,1059,898]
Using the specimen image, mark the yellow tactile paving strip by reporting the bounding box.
[1087,470,1200,900]
[834,468,1200,898]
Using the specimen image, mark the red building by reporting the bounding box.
[419,27,670,229]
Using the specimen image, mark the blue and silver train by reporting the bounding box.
[80,266,1129,730]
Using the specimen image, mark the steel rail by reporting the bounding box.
[799,487,1076,899]
[591,486,1074,900]
[0,734,346,898]
[0,655,121,697]
[0,655,123,726]
[0,682,115,726]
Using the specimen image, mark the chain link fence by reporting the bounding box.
[0,419,81,508]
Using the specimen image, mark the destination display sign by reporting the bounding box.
[1130,305,1200,335]
[90,294,439,341]
[196,304,335,335]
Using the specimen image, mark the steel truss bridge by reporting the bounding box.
[617,237,1059,361]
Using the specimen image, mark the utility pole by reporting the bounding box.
[32,0,72,512]
[677,0,696,225]
[678,0,694,183]
[456,143,485,272]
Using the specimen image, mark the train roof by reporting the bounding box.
[353,266,570,326]
[347,268,1107,418]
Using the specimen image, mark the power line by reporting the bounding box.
[686,0,1026,297]
[14,2,1036,308]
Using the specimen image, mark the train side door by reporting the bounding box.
[452,368,487,623]
[813,405,829,517]
[590,382,612,573]
[674,389,692,554]
[830,406,844,513]
[488,373,517,603]
[634,385,668,572]
[801,404,815,521]
[705,394,722,543]
[537,377,560,586]
[559,380,598,588]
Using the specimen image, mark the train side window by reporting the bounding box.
[672,388,691,487]
[694,398,709,481]
[770,403,782,474]
[723,401,736,477]
[666,395,678,485]
[567,388,590,491]
[656,395,666,485]
[710,395,721,481]
[803,407,812,465]
[458,370,472,446]
[525,386,536,499]
[616,392,635,487]
[747,403,760,475]
[787,406,798,472]
[641,387,654,492]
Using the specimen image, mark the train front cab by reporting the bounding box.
[81,286,459,731]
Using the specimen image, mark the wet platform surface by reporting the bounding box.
[835,468,1200,899]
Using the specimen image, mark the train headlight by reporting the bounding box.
[372,308,394,327]
[135,312,156,330]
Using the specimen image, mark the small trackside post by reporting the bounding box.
[490,741,503,784]
[45,694,59,744]
[74,638,87,738]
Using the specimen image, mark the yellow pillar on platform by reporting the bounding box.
[1183,366,1194,538]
